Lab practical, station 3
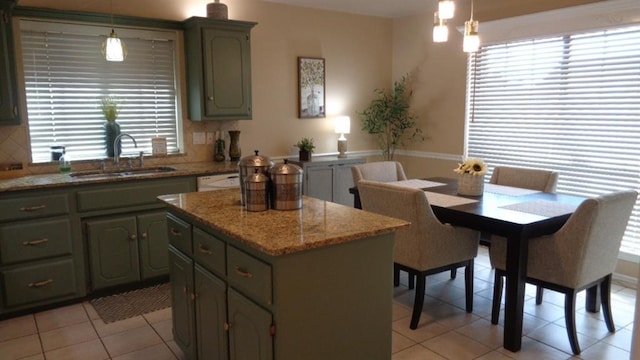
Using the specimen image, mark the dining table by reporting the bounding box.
[350,177,587,352]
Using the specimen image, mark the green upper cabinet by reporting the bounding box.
[0,0,19,125]
[183,17,256,121]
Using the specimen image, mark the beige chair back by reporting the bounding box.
[490,166,558,193]
[358,180,478,271]
[352,161,407,184]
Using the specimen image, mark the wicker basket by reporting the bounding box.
[458,173,485,196]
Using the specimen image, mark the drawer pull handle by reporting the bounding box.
[23,238,49,246]
[20,205,46,212]
[198,245,213,255]
[234,266,253,278]
[170,228,182,236]
[28,279,54,288]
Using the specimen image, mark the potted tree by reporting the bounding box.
[359,74,423,160]
[296,137,315,161]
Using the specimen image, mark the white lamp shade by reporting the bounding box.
[433,23,448,43]
[335,116,350,135]
[104,30,125,62]
[463,20,480,53]
[438,0,455,20]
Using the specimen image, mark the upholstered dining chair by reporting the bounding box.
[489,189,637,355]
[357,180,480,329]
[489,166,559,193]
[351,161,407,184]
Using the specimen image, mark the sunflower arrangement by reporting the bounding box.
[454,158,487,176]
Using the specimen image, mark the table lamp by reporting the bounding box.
[335,116,350,158]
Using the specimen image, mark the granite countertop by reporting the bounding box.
[0,162,239,193]
[158,189,409,256]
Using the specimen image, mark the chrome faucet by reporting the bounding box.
[113,133,138,165]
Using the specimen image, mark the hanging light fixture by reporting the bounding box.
[102,0,126,62]
[463,0,480,53]
[438,0,455,20]
[432,12,449,43]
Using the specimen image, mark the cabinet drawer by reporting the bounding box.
[0,218,73,265]
[1,258,77,307]
[0,194,69,222]
[193,228,225,276]
[76,178,193,212]
[227,246,272,305]
[167,214,192,255]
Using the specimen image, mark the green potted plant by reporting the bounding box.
[296,137,315,161]
[359,74,424,160]
[100,96,121,157]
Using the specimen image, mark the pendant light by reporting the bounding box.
[438,0,455,20]
[432,12,449,43]
[102,0,126,62]
[463,0,480,53]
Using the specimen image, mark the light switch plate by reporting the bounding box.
[193,132,206,145]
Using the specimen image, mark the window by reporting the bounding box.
[20,19,182,163]
[466,25,640,256]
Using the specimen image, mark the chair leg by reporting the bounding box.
[408,272,415,290]
[535,286,544,305]
[393,264,400,287]
[491,271,503,324]
[564,290,581,355]
[586,284,601,313]
[410,273,426,330]
[600,274,616,333]
[450,268,457,279]
[464,260,474,313]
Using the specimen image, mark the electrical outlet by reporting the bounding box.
[206,132,215,144]
[193,132,206,145]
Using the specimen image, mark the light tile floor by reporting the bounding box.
[0,246,636,360]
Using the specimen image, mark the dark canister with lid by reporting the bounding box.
[238,150,274,205]
[269,159,303,210]
[244,168,270,212]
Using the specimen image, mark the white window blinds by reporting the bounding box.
[20,20,181,163]
[466,25,640,256]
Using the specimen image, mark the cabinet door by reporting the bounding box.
[0,1,19,125]
[228,288,273,360]
[86,216,139,290]
[304,166,333,202]
[333,164,357,206]
[169,247,196,359]
[195,265,228,360]
[203,28,251,119]
[138,212,169,280]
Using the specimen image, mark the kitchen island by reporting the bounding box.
[159,189,408,360]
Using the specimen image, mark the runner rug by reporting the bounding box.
[90,282,171,323]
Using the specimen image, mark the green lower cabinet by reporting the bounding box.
[169,246,196,359]
[86,211,170,291]
[228,288,273,360]
[86,216,140,290]
[1,258,77,307]
[138,212,169,280]
[194,264,227,360]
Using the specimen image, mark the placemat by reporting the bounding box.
[90,283,171,323]
[500,200,577,217]
[387,179,446,189]
[484,184,541,196]
[424,191,479,207]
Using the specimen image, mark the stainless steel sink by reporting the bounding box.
[69,166,177,178]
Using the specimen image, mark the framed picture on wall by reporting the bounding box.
[298,57,326,118]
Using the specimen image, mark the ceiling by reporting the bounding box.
[260,0,434,18]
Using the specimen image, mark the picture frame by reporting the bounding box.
[298,57,326,118]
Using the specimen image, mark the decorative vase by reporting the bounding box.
[457,173,484,196]
[104,121,121,157]
[299,150,311,162]
[214,139,226,162]
[306,86,320,117]
[228,130,241,161]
